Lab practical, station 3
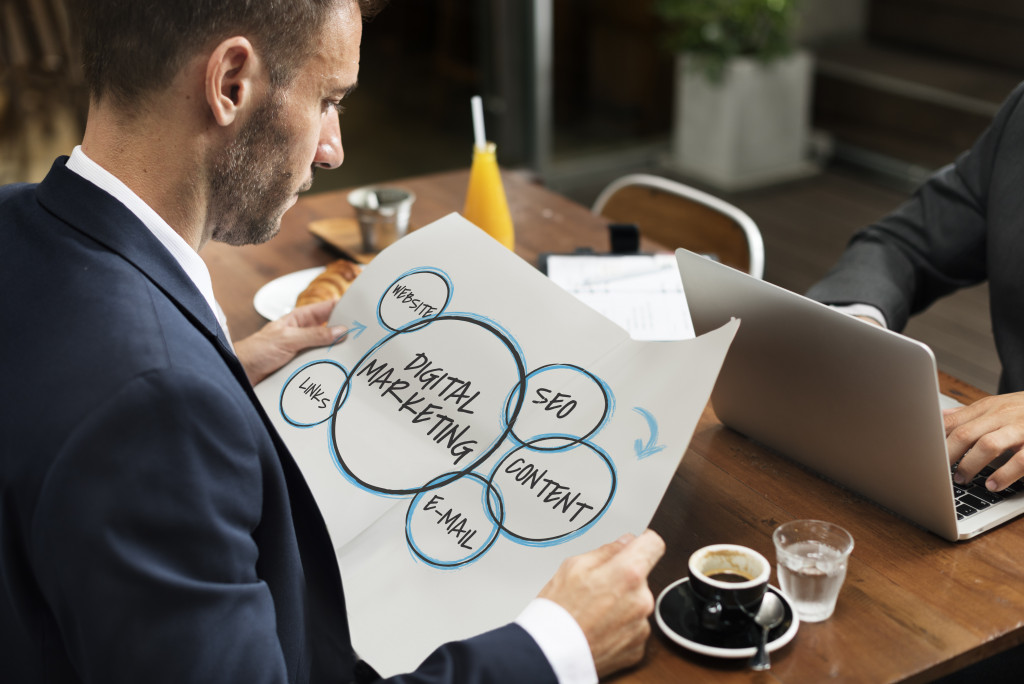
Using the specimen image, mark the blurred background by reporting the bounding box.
[3,0,1022,392]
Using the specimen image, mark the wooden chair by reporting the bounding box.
[592,173,765,279]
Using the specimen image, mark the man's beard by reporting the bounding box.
[208,94,312,246]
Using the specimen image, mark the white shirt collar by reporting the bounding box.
[65,146,231,341]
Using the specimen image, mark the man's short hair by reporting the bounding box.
[70,0,386,106]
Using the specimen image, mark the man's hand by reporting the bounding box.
[946,392,1024,491]
[854,315,883,327]
[234,299,349,385]
[538,530,665,679]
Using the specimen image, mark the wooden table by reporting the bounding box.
[202,169,1024,683]
[203,168,653,340]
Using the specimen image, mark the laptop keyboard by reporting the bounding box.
[952,465,1024,520]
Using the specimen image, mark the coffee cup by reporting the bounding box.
[687,544,770,633]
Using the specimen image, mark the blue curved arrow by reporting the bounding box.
[347,320,367,339]
[329,320,367,349]
[633,407,666,460]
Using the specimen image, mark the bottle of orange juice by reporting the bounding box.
[463,141,515,250]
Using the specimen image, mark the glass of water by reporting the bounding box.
[773,520,854,622]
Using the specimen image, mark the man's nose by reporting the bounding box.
[314,109,343,170]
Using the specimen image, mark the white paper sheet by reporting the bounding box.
[254,214,738,675]
[545,253,695,340]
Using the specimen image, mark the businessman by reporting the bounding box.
[0,0,664,682]
[807,80,1024,494]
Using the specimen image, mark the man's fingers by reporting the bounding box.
[579,533,635,568]
[326,325,350,346]
[614,529,665,575]
[946,407,993,466]
[571,530,663,575]
[990,450,1024,491]
[289,298,339,327]
[277,323,348,354]
[308,324,349,350]
[853,315,883,327]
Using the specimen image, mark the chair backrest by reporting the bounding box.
[592,173,765,279]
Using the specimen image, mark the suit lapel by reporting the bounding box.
[38,157,356,670]
[37,157,228,349]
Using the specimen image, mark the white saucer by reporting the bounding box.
[655,577,799,659]
[253,266,325,320]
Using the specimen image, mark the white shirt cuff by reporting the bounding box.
[830,303,888,328]
[516,598,597,684]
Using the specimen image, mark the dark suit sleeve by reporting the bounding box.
[806,80,1024,331]
[32,369,292,683]
[31,367,559,684]
[384,624,559,684]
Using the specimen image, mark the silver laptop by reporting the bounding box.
[676,248,1024,541]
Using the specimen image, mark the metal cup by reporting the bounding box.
[347,186,416,253]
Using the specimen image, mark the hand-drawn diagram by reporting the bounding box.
[278,267,622,568]
[258,215,739,677]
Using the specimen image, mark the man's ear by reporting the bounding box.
[206,37,261,126]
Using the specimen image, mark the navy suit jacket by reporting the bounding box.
[0,159,556,683]
[807,80,1024,394]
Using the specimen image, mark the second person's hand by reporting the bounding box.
[946,392,1024,491]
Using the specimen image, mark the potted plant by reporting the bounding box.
[652,0,816,191]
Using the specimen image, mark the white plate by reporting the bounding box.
[655,577,799,659]
[253,266,325,320]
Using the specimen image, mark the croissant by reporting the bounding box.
[296,259,362,307]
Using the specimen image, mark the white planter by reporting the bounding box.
[668,49,817,191]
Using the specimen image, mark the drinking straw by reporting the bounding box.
[471,95,486,151]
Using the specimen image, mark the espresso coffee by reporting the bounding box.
[688,544,771,633]
[708,571,753,583]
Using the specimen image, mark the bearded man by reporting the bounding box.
[0,1,664,682]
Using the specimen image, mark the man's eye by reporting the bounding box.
[328,101,345,115]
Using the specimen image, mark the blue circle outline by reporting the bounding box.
[485,438,617,546]
[405,472,505,568]
[328,313,528,496]
[377,268,453,333]
[504,364,613,451]
[279,360,349,428]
